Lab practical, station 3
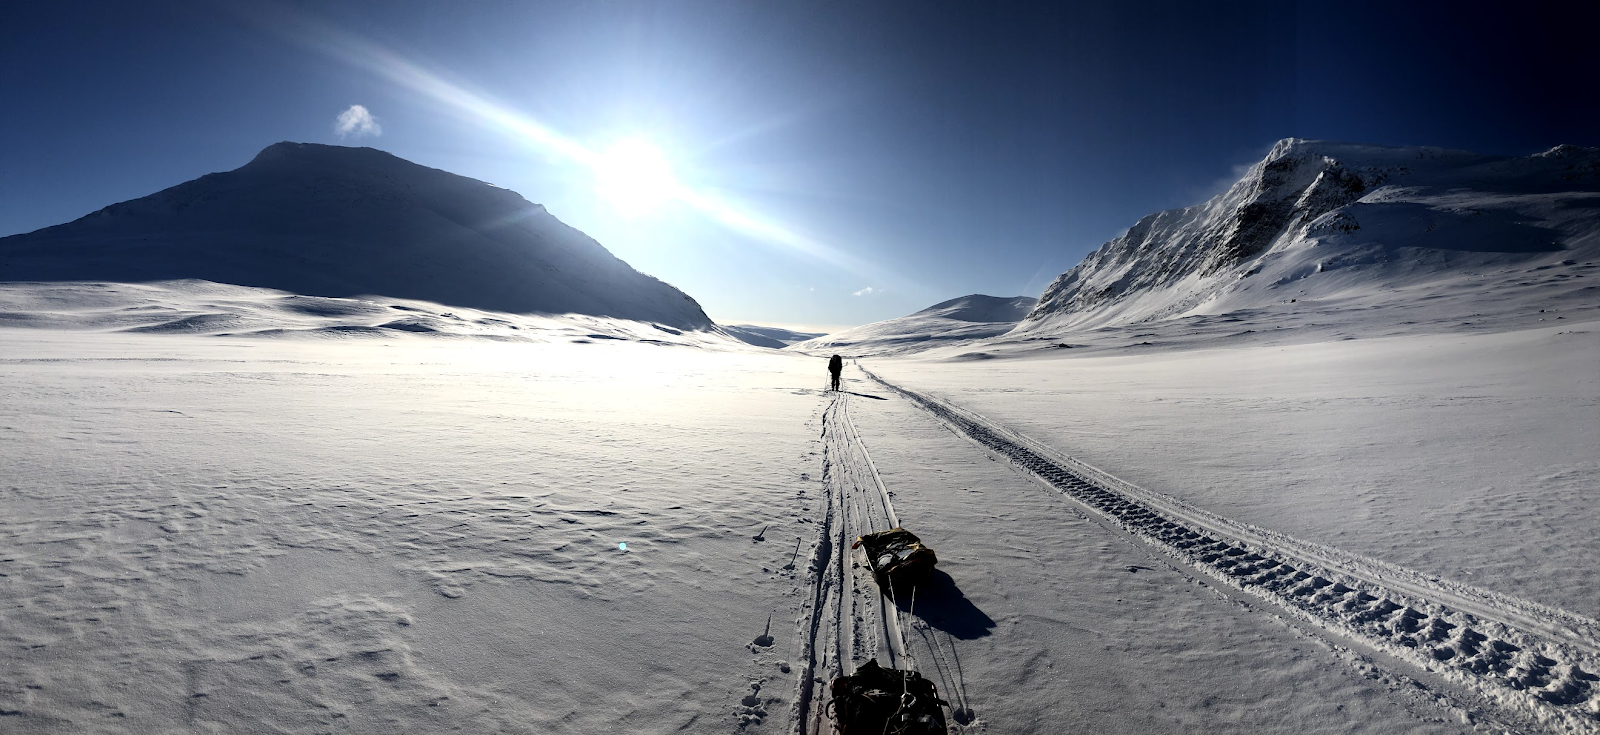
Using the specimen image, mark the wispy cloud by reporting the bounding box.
[853,286,877,296]
[334,104,382,138]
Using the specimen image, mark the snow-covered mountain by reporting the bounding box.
[0,142,714,330]
[721,324,826,349]
[1017,139,1600,336]
[791,294,1036,355]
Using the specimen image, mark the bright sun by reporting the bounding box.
[594,139,679,216]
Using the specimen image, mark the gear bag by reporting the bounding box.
[852,527,938,592]
[828,658,949,735]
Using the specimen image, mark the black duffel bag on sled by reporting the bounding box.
[829,658,950,735]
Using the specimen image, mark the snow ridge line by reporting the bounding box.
[863,369,1600,734]
[791,392,909,735]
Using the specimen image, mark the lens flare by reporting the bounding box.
[256,9,891,281]
[595,139,680,216]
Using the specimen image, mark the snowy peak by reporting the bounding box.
[1,142,714,329]
[249,140,377,165]
[1021,139,1600,334]
[911,294,1038,323]
[791,294,1037,356]
[241,141,517,191]
[82,142,539,225]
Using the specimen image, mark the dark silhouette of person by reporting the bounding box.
[828,354,843,391]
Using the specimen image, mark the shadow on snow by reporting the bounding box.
[894,570,995,639]
[841,391,887,400]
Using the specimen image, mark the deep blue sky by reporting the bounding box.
[3,1,1594,329]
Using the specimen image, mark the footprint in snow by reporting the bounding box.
[737,681,766,728]
[741,681,762,707]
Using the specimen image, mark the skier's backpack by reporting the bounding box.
[853,527,938,593]
[828,658,950,735]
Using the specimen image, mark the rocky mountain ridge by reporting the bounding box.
[1019,139,1600,334]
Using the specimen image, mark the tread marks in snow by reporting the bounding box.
[866,370,1600,733]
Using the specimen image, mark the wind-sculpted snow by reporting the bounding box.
[791,295,1035,356]
[0,333,824,732]
[1020,139,1600,335]
[867,369,1600,733]
[0,142,713,329]
[7,323,1577,732]
[0,281,742,347]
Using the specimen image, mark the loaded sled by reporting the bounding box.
[829,658,950,735]
[852,527,938,593]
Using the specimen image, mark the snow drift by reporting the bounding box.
[1018,139,1600,336]
[0,280,740,347]
[0,142,714,330]
[791,294,1035,356]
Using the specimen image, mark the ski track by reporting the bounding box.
[790,391,912,735]
[863,368,1600,735]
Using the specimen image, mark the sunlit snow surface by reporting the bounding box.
[870,324,1600,619]
[0,288,819,732]
[2,281,1596,733]
[791,295,1037,357]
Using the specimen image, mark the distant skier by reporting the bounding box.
[828,354,843,392]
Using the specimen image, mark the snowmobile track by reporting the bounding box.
[864,368,1600,734]
[791,391,912,735]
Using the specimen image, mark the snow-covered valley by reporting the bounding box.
[0,327,819,732]
[3,304,1595,733]
[2,137,1597,734]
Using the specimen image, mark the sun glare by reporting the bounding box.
[594,139,680,216]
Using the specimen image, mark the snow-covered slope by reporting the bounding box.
[0,280,741,347]
[791,294,1036,356]
[0,142,714,330]
[721,324,826,349]
[1018,140,1600,336]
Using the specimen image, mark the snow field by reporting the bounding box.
[0,280,735,345]
[867,323,1600,620]
[826,372,1474,733]
[3,319,1595,733]
[865,369,1598,731]
[0,332,821,732]
[866,322,1600,731]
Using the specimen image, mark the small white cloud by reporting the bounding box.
[334,104,382,138]
[853,286,876,296]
